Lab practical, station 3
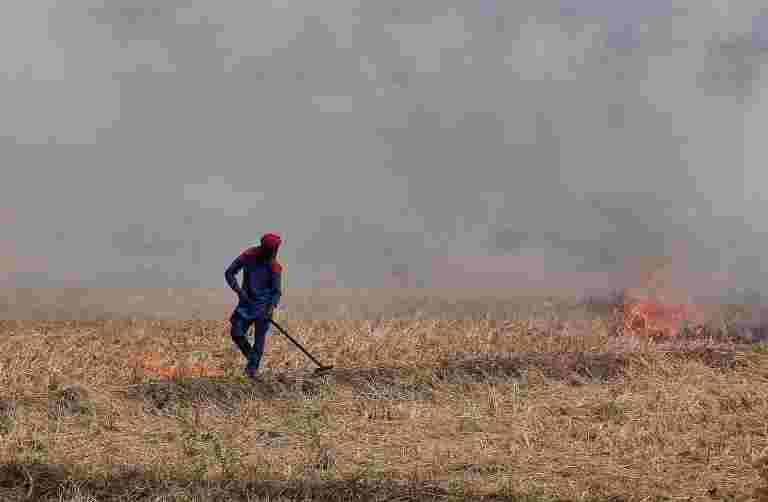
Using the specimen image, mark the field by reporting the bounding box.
[1,288,768,501]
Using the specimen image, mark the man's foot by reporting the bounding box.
[244,367,258,380]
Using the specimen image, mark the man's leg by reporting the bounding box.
[230,313,254,361]
[246,316,270,373]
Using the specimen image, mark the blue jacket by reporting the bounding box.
[225,246,282,320]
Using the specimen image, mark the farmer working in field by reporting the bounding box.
[225,233,283,378]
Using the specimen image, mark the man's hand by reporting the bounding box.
[265,305,275,319]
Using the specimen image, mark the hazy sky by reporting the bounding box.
[2,1,768,299]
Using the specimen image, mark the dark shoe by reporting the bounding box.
[244,367,258,380]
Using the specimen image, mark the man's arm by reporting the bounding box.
[267,269,282,318]
[272,270,282,306]
[225,257,246,298]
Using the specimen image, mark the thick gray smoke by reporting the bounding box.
[2,1,768,303]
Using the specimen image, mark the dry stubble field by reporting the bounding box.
[1,289,768,501]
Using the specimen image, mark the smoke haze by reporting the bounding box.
[3,1,768,304]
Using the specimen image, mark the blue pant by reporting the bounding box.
[230,313,271,372]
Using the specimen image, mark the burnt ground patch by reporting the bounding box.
[123,352,618,412]
[673,321,768,347]
[326,368,436,400]
[125,378,254,416]
[437,351,628,385]
[122,350,751,413]
[0,461,633,501]
[655,347,753,370]
[123,368,433,415]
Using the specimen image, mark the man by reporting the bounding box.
[225,233,283,379]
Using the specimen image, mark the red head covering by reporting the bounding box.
[241,233,282,270]
[261,233,282,250]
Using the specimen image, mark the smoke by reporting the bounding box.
[1,1,767,304]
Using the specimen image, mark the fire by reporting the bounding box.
[611,254,701,338]
[128,352,226,379]
[614,294,692,338]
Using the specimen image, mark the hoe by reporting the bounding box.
[269,319,334,376]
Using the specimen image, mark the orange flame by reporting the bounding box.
[616,295,692,338]
[612,254,701,338]
[128,352,226,379]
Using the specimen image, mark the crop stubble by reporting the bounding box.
[0,292,767,500]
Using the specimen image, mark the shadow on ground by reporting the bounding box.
[0,461,627,501]
[115,349,752,416]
